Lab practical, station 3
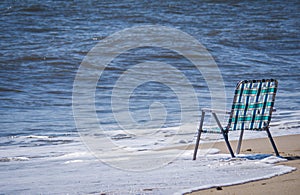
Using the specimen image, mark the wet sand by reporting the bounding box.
[186,134,300,195]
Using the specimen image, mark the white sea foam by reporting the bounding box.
[26,135,51,139]
[0,140,296,194]
[0,119,299,194]
[0,156,30,162]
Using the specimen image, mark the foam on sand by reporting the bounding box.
[0,142,295,194]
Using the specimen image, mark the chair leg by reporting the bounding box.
[193,130,202,160]
[212,113,235,158]
[222,131,235,158]
[193,111,205,160]
[266,128,280,156]
[236,129,244,155]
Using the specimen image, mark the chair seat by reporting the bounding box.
[201,129,224,134]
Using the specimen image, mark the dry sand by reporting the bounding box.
[186,134,300,195]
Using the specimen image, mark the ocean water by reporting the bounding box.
[0,0,299,194]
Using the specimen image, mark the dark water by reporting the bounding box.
[1,0,299,139]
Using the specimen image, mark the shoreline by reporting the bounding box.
[186,134,300,195]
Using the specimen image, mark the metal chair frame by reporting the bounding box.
[193,79,280,160]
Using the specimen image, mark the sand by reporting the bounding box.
[186,134,300,195]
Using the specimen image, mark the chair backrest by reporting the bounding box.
[226,79,278,131]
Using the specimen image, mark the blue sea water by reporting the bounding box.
[0,0,299,193]
[1,0,299,136]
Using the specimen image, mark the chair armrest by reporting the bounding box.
[202,107,276,114]
[201,108,231,114]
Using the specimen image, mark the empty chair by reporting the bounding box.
[193,79,279,160]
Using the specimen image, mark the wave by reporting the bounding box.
[0,156,29,162]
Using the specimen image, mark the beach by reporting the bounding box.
[187,134,300,195]
[1,1,300,194]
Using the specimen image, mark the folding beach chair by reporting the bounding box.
[193,79,279,160]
